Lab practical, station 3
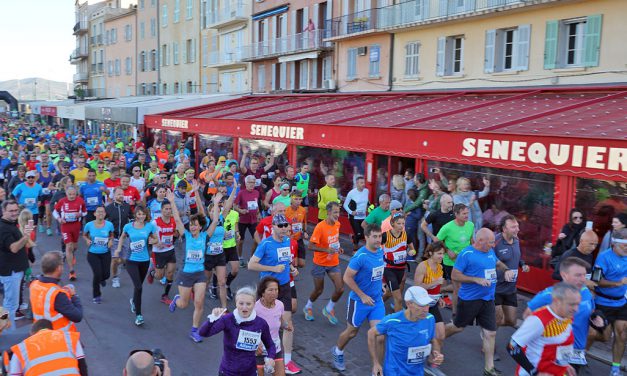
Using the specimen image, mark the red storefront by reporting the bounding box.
[145,86,627,293]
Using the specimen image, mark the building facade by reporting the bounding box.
[104,8,137,97]
[136,0,160,95]
[71,1,102,97]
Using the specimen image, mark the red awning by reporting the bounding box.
[145,86,627,180]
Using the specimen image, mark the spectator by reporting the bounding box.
[452,176,490,232]
[124,350,171,376]
[599,213,627,252]
[552,230,598,286]
[552,208,586,259]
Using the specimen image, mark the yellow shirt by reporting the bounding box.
[70,167,89,183]
[96,171,111,182]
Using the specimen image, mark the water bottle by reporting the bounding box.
[263,357,274,374]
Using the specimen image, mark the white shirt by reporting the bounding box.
[343,187,369,219]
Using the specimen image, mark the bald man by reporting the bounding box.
[444,228,513,376]
[124,350,170,376]
[552,230,598,286]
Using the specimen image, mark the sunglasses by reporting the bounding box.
[133,170,141,173]
[282,189,289,192]
[275,223,289,228]
[572,216,582,220]
[27,176,35,179]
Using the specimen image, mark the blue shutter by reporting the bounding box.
[543,20,558,69]
[515,24,531,71]
[484,29,496,73]
[436,37,445,76]
[583,14,602,67]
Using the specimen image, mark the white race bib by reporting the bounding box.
[65,213,77,222]
[186,249,203,262]
[224,230,234,240]
[130,240,145,253]
[24,197,36,206]
[235,329,262,351]
[354,210,366,217]
[93,237,108,247]
[510,269,519,282]
[330,242,340,251]
[0,172,4,179]
[86,196,99,206]
[255,178,261,187]
[392,250,407,264]
[564,349,587,365]
[291,223,303,234]
[42,188,50,194]
[371,265,384,281]
[277,246,291,263]
[10,171,17,177]
[556,345,574,365]
[247,200,258,211]
[207,242,223,255]
[407,344,431,364]
[484,268,497,283]
[161,235,174,245]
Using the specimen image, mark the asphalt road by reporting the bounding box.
[6,227,612,376]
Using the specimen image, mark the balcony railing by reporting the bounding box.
[206,1,248,28]
[242,29,329,61]
[208,49,244,66]
[70,48,89,62]
[73,21,88,35]
[326,0,530,38]
[90,34,103,45]
[73,72,89,82]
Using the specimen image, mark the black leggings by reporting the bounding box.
[126,260,150,315]
[349,217,365,245]
[87,252,111,298]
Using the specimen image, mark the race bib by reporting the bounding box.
[510,269,519,282]
[86,196,99,206]
[247,200,258,211]
[255,178,261,187]
[0,172,4,179]
[207,242,223,255]
[65,213,77,222]
[330,242,340,251]
[186,249,203,262]
[392,250,407,264]
[24,198,36,206]
[556,345,574,365]
[11,171,17,177]
[124,196,133,204]
[484,268,497,283]
[42,188,50,194]
[563,349,587,365]
[371,265,384,281]
[291,223,303,234]
[235,329,261,351]
[354,210,366,217]
[277,246,291,263]
[93,237,108,247]
[407,344,431,364]
[224,230,234,240]
[130,240,145,253]
[161,235,174,245]
[159,158,166,164]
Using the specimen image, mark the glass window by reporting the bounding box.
[199,135,233,159]
[428,161,555,268]
[165,131,182,150]
[239,138,288,169]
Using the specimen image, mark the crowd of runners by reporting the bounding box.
[0,115,625,376]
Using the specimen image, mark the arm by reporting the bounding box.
[421,217,437,242]
[414,262,441,290]
[308,243,335,254]
[198,314,227,338]
[166,192,186,235]
[239,151,248,174]
[451,268,490,287]
[263,190,272,209]
[405,187,429,213]
[317,189,325,210]
[82,230,92,249]
[222,181,238,214]
[204,194,222,238]
[248,254,284,273]
[260,322,277,360]
[115,232,127,257]
[367,327,384,376]
[53,293,83,323]
[477,177,490,199]
[343,266,374,305]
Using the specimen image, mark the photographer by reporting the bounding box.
[124,350,170,376]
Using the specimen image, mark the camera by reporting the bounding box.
[152,348,166,373]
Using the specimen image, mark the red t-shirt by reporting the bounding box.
[122,186,141,208]
[54,197,86,224]
[25,161,38,171]
[152,217,177,252]
[234,189,260,224]
[104,177,121,191]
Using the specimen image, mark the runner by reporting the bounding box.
[69,156,88,185]
[82,206,114,303]
[199,287,277,375]
[368,286,444,376]
[285,191,308,268]
[168,191,219,342]
[149,199,178,304]
[146,185,168,220]
[255,276,291,376]
[11,171,43,228]
[382,213,416,312]
[508,282,579,376]
[234,175,261,268]
[79,169,106,223]
[332,223,385,372]
[173,180,193,230]
[53,186,87,281]
[343,176,369,252]
[36,161,54,235]
[115,204,159,326]
[129,165,146,200]
[272,182,292,208]
[103,166,121,200]
[222,194,241,301]
[317,175,338,222]
[119,175,141,212]
[304,202,343,324]
[362,194,391,229]
[106,187,133,288]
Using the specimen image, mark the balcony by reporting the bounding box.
[73,72,89,83]
[73,21,88,35]
[241,29,331,61]
[69,48,89,64]
[90,34,103,45]
[326,0,535,39]
[206,1,248,29]
[208,49,246,68]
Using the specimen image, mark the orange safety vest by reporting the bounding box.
[30,280,77,333]
[10,329,80,376]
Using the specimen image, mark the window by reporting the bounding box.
[112,28,118,43]
[299,60,309,89]
[162,4,168,26]
[186,39,195,63]
[404,41,420,78]
[186,81,193,93]
[258,65,265,92]
[151,0,156,6]
[151,50,157,70]
[186,0,193,19]
[150,18,156,37]
[347,48,358,80]
[105,30,110,44]
[140,22,145,39]
[161,44,169,66]
[162,83,167,95]
[115,59,121,76]
[174,0,180,23]
[125,57,132,75]
[484,25,531,73]
[125,25,132,41]
[202,36,208,67]
[173,42,179,64]
[369,44,380,78]
[152,83,157,94]
[544,15,602,69]
[107,60,113,76]
[140,51,146,71]
[140,0,145,9]
[436,35,464,76]
[296,146,365,198]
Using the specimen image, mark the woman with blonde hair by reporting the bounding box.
[452,176,490,231]
[390,174,405,205]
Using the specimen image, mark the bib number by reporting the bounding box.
[161,235,173,245]
[130,240,145,253]
[24,198,36,206]
[65,213,77,222]
[354,210,366,217]
[224,230,234,241]
[407,344,431,364]
[563,349,587,365]
[186,249,203,262]
[392,250,407,264]
[277,246,291,263]
[207,242,223,255]
[484,268,497,283]
[330,242,340,251]
[255,178,261,187]
[93,237,108,247]
[87,196,99,205]
[235,330,262,351]
[510,269,519,282]
[42,188,50,194]
[371,265,384,281]
[247,201,258,211]
[556,345,574,366]
[291,223,303,234]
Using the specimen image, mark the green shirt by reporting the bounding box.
[317,185,339,220]
[223,210,239,248]
[365,207,391,226]
[273,194,291,208]
[437,220,474,266]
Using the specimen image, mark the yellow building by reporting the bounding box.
[326,0,627,92]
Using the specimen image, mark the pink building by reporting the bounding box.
[104,8,137,97]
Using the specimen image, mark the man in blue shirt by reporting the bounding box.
[587,228,627,376]
[332,223,385,372]
[444,228,511,376]
[79,169,106,223]
[368,286,444,376]
[11,171,43,223]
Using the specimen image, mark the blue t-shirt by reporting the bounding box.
[84,220,114,254]
[348,246,385,301]
[253,236,292,285]
[205,217,226,256]
[80,181,105,211]
[12,183,42,214]
[454,245,498,301]
[147,199,165,220]
[376,310,435,376]
[183,230,207,274]
[527,286,594,350]
[36,163,56,174]
[123,221,157,262]
[225,184,240,197]
[594,248,627,307]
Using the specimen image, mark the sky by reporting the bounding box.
[0,0,76,83]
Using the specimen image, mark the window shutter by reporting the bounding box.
[182,40,187,63]
[436,36,445,76]
[484,29,496,73]
[202,36,208,67]
[191,38,196,63]
[583,14,602,67]
[543,20,558,69]
[515,24,531,71]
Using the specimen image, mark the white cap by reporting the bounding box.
[404,286,434,306]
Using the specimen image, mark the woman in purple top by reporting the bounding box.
[200,287,277,376]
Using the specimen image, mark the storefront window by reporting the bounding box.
[199,135,233,159]
[165,131,183,150]
[239,138,289,171]
[428,161,554,268]
[575,178,627,250]
[296,146,365,200]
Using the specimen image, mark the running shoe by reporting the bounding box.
[226,287,234,301]
[38,225,44,233]
[189,328,203,343]
[160,277,167,285]
[19,303,28,311]
[92,297,102,304]
[129,298,136,314]
[284,361,302,374]
[135,315,144,326]
[160,294,172,305]
[169,295,180,313]
[147,268,154,284]
[331,346,346,371]
[46,228,53,236]
[69,271,77,281]
[208,287,217,300]
[14,311,25,321]
[610,367,623,376]
[483,367,503,376]
[239,258,247,268]
[112,277,120,288]
[322,307,338,325]
[303,307,314,321]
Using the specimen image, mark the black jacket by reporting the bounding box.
[105,201,132,237]
[0,218,29,276]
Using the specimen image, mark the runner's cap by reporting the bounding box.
[272,214,289,226]
[404,286,434,306]
[390,200,403,210]
[26,171,37,178]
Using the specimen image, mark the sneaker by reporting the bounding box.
[610,367,622,376]
[160,277,167,285]
[14,311,25,321]
[169,295,180,313]
[134,315,144,326]
[239,258,247,268]
[147,268,154,284]
[92,297,102,304]
[100,279,107,288]
[322,307,338,325]
[19,303,28,311]
[208,287,217,300]
[46,228,53,236]
[284,360,302,374]
[69,271,76,281]
[303,307,314,321]
[331,346,346,371]
[38,225,45,233]
[483,367,503,376]
[189,328,203,343]
[160,295,172,305]
[226,287,234,301]
[112,277,120,288]
[129,298,136,314]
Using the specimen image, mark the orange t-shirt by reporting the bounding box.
[310,220,341,267]
[99,151,112,161]
[285,205,307,241]
[155,149,169,168]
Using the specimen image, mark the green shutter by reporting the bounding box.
[583,14,603,67]
[543,20,559,69]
